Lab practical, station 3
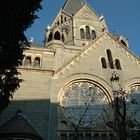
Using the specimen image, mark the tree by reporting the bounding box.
[0,0,42,112]
[105,72,140,140]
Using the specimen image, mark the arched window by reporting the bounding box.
[24,56,31,68]
[106,49,114,69]
[57,21,59,25]
[33,57,40,68]
[61,15,63,23]
[85,26,91,39]
[91,30,96,40]
[115,59,121,70]
[101,57,107,68]
[80,28,85,39]
[54,31,61,40]
[48,32,53,42]
[62,34,65,42]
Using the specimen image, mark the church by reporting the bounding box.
[0,0,140,140]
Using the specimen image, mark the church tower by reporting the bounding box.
[0,0,140,140]
[45,0,108,47]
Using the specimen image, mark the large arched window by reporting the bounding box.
[33,57,40,68]
[115,59,121,70]
[91,30,96,40]
[101,57,107,68]
[80,28,85,39]
[48,32,53,42]
[54,31,61,40]
[85,26,91,39]
[24,56,31,68]
[106,49,114,69]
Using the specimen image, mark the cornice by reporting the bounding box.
[18,68,54,75]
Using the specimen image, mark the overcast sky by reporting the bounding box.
[25,0,140,56]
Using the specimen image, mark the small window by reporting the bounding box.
[86,26,91,39]
[94,133,100,140]
[48,32,53,42]
[101,57,107,68]
[33,57,40,68]
[78,133,84,140]
[106,49,114,69]
[80,28,85,39]
[62,34,65,42]
[101,133,108,140]
[24,56,31,68]
[115,59,121,70]
[61,15,63,23]
[60,121,67,129]
[64,17,66,22]
[91,30,96,40]
[54,31,61,40]
[109,133,115,140]
[69,133,75,140]
[121,39,127,47]
[57,21,60,25]
[85,133,92,140]
[61,133,67,140]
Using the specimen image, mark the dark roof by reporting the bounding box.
[62,0,87,15]
[0,113,43,139]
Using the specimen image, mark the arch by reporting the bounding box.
[106,49,114,69]
[101,57,107,68]
[115,59,121,70]
[85,26,91,39]
[123,79,140,91]
[54,31,61,40]
[33,57,40,68]
[48,32,53,42]
[58,74,113,102]
[24,56,31,68]
[59,79,112,128]
[80,28,85,39]
[91,30,96,40]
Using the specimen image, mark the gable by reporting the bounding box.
[54,33,140,83]
[74,5,100,21]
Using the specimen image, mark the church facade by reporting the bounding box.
[0,0,140,140]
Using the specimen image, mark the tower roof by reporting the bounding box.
[0,112,43,139]
[62,0,87,15]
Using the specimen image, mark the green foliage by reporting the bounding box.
[0,0,42,112]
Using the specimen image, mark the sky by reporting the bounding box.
[25,0,140,57]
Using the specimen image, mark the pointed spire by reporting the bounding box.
[62,0,87,15]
